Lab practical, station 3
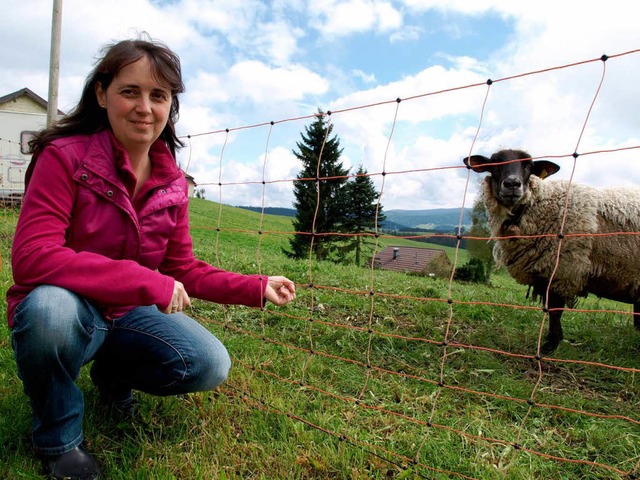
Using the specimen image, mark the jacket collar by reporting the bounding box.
[84,129,183,192]
[105,129,181,181]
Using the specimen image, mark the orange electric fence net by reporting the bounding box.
[2,50,636,478]
[179,49,640,478]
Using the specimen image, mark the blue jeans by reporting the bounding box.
[11,285,231,456]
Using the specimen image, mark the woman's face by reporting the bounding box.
[95,55,172,156]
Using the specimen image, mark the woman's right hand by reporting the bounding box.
[163,280,191,314]
[264,276,296,306]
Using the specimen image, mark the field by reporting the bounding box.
[1,199,639,479]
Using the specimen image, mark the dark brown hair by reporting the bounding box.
[29,34,185,158]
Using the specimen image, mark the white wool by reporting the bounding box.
[482,175,640,305]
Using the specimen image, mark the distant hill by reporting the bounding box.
[384,208,472,232]
[235,206,297,217]
[236,206,472,232]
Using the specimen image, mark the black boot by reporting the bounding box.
[40,444,102,480]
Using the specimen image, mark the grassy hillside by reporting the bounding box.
[1,200,639,479]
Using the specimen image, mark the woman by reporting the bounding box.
[7,36,296,480]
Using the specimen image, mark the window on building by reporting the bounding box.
[20,131,36,154]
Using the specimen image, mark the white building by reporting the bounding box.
[0,88,63,202]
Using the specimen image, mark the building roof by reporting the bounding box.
[183,172,196,184]
[0,87,65,115]
[374,245,448,273]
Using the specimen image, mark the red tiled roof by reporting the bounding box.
[374,246,448,273]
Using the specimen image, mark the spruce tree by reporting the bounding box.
[286,112,348,261]
[339,165,386,266]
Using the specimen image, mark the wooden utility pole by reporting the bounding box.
[46,0,63,127]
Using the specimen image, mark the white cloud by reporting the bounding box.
[389,25,422,43]
[253,22,305,66]
[351,69,377,84]
[227,61,328,103]
[185,141,301,208]
[181,60,329,139]
[310,0,403,36]
[181,1,258,33]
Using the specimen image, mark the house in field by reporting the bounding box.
[184,171,196,198]
[0,88,64,202]
[374,245,453,278]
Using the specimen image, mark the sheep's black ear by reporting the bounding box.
[531,160,560,179]
[464,155,492,173]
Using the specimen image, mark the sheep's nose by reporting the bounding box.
[503,176,522,189]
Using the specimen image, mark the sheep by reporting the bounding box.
[463,149,640,353]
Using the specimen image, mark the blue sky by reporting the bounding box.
[1,0,639,210]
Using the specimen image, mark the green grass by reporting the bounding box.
[1,199,639,479]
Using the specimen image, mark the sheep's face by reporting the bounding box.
[463,149,560,207]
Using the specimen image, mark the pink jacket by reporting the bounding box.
[6,130,266,327]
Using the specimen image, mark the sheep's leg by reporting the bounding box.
[541,293,565,354]
[634,302,640,330]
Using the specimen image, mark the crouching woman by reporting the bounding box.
[7,35,295,480]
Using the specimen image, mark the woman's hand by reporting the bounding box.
[264,276,296,306]
[163,280,191,314]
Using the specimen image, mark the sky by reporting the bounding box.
[1,0,639,211]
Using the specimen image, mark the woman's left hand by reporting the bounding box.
[264,276,296,306]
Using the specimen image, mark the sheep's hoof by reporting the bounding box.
[540,338,560,355]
